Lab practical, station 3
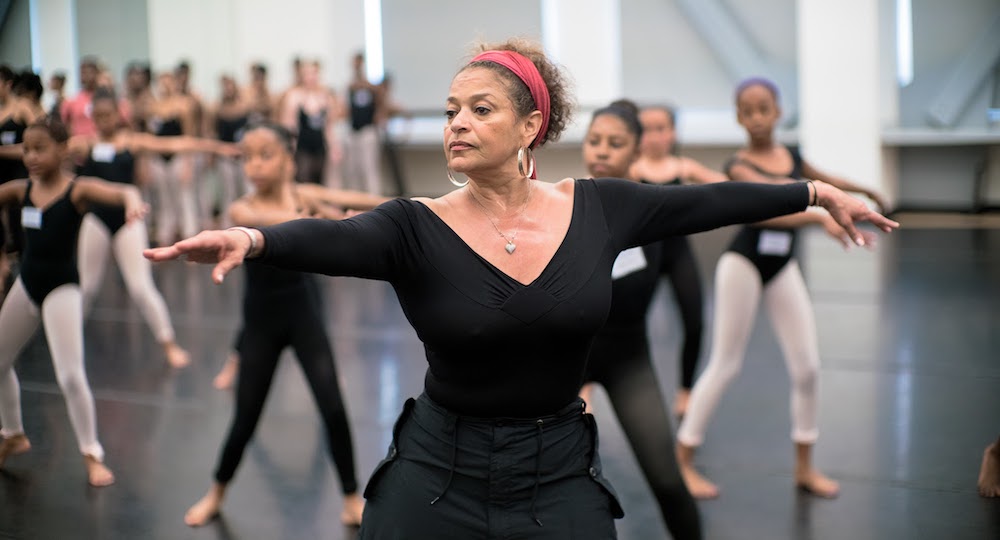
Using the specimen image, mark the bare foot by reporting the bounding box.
[579,384,594,413]
[341,492,365,526]
[84,455,115,487]
[0,433,31,468]
[673,389,691,418]
[163,341,191,369]
[679,463,719,499]
[795,468,840,498]
[978,441,1000,497]
[213,353,239,390]
[185,485,226,527]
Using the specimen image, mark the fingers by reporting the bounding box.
[212,254,244,284]
[866,212,900,233]
[143,246,183,261]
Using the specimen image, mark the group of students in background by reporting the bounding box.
[0,46,996,540]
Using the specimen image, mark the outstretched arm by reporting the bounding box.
[0,145,22,160]
[0,180,27,209]
[802,159,890,212]
[294,183,391,211]
[73,177,147,222]
[127,132,238,157]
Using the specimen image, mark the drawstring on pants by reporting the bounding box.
[529,418,544,527]
[430,417,459,505]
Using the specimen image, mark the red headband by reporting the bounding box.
[470,50,551,153]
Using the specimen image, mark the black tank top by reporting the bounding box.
[20,180,84,304]
[296,107,327,154]
[150,117,183,160]
[77,144,135,234]
[216,114,248,143]
[0,117,28,182]
[349,87,376,131]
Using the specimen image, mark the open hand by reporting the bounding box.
[816,182,898,246]
[144,229,252,284]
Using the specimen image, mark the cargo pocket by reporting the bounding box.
[584,413,625,519]
[363,397,416,499]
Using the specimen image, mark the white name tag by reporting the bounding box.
[611,246,648,280]
[758,230,792,256]
[22,206,42,229]
[0,131,15,145]
[91,143,117,163]
[308,114,325,130]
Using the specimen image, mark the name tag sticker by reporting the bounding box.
[611,246,648,280]
[0,131,15,145]
[758,230,792,256]
[22,207,42,229]
[91,143,116,163]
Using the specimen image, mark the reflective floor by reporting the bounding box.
[0,226,998,540]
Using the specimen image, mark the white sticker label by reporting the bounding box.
[308,114,325,130]
[0,131,15,145]
[21,206,42,229]
[758,230,793,256]
[611,246,648,280]
[91,143,117,163]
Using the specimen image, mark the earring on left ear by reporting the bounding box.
[517,146,535,178]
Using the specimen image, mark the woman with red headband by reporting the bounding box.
[146,39,897,538]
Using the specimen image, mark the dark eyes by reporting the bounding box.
[443,106,491,119]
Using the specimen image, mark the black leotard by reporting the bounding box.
[257,179,808,418]
[216,114,248,143]
[296,107,327,155]
[19,180,84,305]
[213,261,358,493]
[76,145,135,234]
[724,146,805,285]
[349,87,377,132]
[1,117,28,254]
[149,117,182,161]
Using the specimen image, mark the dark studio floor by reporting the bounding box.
[0,225,998,540]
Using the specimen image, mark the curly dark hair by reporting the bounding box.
[461,38,574,148]
[28,116,70,143]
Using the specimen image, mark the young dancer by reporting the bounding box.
[279,60,340,184]
[581,100,702,539]
[1,66,41,289]
[70,88,236,368]
[147,40,896,539]
[148,71,200,246]
[0,117,146,486]
[346,52,384,194]
[207,75,251,228]
[183,122,387,527]
[676,78,890,500]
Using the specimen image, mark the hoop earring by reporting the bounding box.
[447,167,469,187]
[517,147,535,178]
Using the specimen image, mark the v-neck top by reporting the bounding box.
[258,178,808,417]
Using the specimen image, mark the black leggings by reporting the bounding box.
[660,237,704,390]
[585,328,702,540]
[214,286,359,494]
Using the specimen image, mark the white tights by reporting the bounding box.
[78,214,175,343]
[677,253,820,448]
[150,155,198,246]
[0,279,104,460]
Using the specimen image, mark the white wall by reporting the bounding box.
[0,0,32,69]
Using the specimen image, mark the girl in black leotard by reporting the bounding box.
[148,72,199,246]
[580,100,702,539]
[677,78,891,500]
[0,66,42,291]
[587,104,728,418]
[183,123,388,528]
[209,75,251,228]
[279,61,341,185]
[0,117,146,487]
[148,40,896,539]
[70,88,236,368]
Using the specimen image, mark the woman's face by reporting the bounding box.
[639,108,674,157]
[221,77,237,99]
[157,73,176,97]
[736,84,781,140]
[443,67,538,179]
[240,129,292,189]
[583,114,638,179]
[23,128,65,178]
[92,99,120,136]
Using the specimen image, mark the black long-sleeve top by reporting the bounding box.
[258,178,808,418]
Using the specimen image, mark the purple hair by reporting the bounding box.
[734,77,780,104]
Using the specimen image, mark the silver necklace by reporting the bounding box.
[469,182,532,254]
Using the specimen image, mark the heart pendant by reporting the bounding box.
[505,242,516,254]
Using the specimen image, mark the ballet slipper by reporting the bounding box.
[0,433,31,468]
[84,454,115,487]
[794,468,840,499]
